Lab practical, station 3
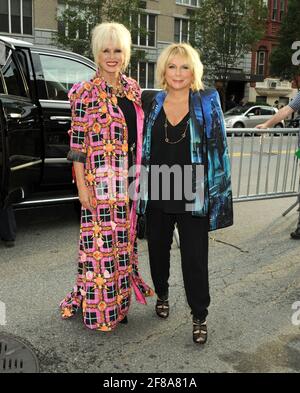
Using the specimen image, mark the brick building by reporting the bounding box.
[249,0,297,106]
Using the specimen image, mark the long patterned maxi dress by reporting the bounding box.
[60,73,153,331]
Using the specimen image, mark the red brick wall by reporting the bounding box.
[251,0,289,82]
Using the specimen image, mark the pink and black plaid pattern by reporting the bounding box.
[60,73,153,331]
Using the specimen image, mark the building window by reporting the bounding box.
[131,14,156,47]
[279,0,285,21]
[130,62,155,89]
[176,0,200,7]
[256,48,267,76]
[57,1,90,40]
[272,0,278,21]
[0,0,9,33]
[256,96,267,104]
[174,18,189,43]
[0,0,32,35]
[228,25,237,54]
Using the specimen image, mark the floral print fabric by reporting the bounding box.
[60,72,153,331]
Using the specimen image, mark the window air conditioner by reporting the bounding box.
[268,81,277,88]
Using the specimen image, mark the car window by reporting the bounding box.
[1,49,27,97]
[39,54,95,101]
[248,107,261,116]
[261,108,274,115]
[0,73,5,94]
[15,49,30,84]
[224,106,246,116]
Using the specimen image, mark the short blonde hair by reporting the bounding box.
[156,43,204,91]
[91,22,131,71]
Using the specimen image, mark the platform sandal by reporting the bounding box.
[192,317,207,344]
[155,298,169,319]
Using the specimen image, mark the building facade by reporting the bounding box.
[1,0,297,97]
[249,0,297,106]
[0,0,202,88]
[0,0,58,46]
[129,0,203,87]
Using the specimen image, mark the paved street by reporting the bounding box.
[0,197,300,373]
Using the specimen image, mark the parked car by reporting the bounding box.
[224,104,285,130]
[0,36,96,210]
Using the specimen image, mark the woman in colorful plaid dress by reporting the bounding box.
[60,22,153,332]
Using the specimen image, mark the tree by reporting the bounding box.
[55,0,145,63]
[269,0,300,89]
[189,0,267,106]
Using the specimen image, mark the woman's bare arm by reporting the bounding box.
[256,105,294,128]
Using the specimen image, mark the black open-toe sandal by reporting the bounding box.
[155,298,169,319]
[193,318,207,344]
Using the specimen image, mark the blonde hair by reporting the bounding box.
[91,22,131,71]
[156,43,204,91]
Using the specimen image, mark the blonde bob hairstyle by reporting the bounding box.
[156,43,204,91]
[91,22,132,71]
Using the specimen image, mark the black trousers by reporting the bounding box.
[146,207,210,321]
[0,205,17,241]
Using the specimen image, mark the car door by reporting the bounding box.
[245,107,263,128]
[0,98,6,207]
[33,50,95,187]
[260,107,276,126]
[0,41,42,205]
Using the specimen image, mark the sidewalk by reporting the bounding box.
[0,197,299,373]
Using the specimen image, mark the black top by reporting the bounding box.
[117,96,137,170]
[148,107,192,213]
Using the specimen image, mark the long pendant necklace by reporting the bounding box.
[164,117,189,144]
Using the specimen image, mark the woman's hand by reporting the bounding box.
[255,122,268,129]
[78,184,94,210]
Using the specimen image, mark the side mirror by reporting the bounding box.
[247,113,255,117]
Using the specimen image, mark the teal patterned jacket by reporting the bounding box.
[138,88,233,231]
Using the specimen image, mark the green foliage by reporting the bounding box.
[269,0,300,86]
[190,0,267,81]
[54,0,144,62]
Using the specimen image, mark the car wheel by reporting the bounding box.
[233,122,245,136]
[233,122,244,128]
[274,123,283,136]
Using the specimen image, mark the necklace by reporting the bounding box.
[164,116,189,144]
[111,81,125,97]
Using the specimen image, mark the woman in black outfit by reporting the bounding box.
[139,43,233,344]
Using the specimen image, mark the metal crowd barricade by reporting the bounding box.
[226,128,300,202]
[173,127,299,247]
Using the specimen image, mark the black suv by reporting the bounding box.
[0,36,96,209]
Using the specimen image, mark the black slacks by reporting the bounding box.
[0,205,17,241]
[146,207,210,321]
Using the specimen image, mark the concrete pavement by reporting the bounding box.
[0,197,299,373]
